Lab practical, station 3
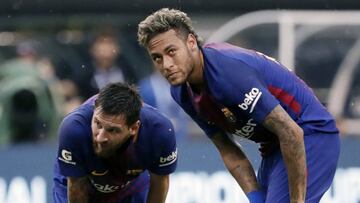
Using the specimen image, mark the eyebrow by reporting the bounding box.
[94,115,124,129]
[151,53,161,58]
[151,44,176,56]
[106,126,122,133]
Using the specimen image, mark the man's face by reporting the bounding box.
[147,29,197,86]
[91,38,119,68]
[91,107,138,158]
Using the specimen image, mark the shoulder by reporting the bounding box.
[140,104,174,133]
[139,104,175,144]
[203,42,260,64]
[58,102,93,144]
[138,104,177,174]
[202,43,264,101]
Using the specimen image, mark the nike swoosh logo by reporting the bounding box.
[91,170,109,176]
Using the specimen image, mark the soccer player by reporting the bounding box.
[137,8,340,203]
[53,83,177,203]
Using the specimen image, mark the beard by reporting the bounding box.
[93,142,115,158]
[92,137,131,158]
[172,51,196,85]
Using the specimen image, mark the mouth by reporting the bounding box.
[94,142,110,156]
[167,71,180,81]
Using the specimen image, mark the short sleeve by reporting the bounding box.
[209,54,279,123]
[147,118,178,175]
[56,117,88,177]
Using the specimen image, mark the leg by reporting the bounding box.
[304,133,340,202]
[258,133,340,203]
[258,150,290,203]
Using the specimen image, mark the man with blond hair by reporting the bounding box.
[137,8,340,203]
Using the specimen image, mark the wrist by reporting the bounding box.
[246,190,265,203]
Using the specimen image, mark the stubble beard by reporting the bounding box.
[93,143,113,158]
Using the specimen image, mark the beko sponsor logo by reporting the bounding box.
[238,88,262,113]
[159,148,178,167]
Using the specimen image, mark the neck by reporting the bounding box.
[187,49,204,92]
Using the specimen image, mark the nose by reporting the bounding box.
[163,55,174,70]
[95,129,108,143]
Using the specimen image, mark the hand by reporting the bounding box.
[258,142,278,157]
[291,200,305,203]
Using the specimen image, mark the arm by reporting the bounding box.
[147,172,169,203]
[263,105,306,203]
[210,131,260,194]
[67,176,89,203]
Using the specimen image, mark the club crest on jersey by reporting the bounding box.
[221,108,236,123]
[126,169,143,176]
[238,88,262,113]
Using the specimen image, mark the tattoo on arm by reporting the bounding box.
[263,105,306,202]
[68,177,89,203]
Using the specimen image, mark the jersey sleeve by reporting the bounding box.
[170,86,221,138]
[147,118,178,175]
[56,117,88,177]
[210,53,279,123]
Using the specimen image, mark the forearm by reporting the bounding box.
[147,173,169,203]
[67,177,89,203]
[212,133,260,194]
[279,134,307,203]
[263,105,307,202]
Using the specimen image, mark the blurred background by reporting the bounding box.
[0,1,360,203]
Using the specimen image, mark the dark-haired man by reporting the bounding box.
[53,83,177,203]
[138,8,340,203]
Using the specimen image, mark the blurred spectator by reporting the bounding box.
[139,69,194,141]
[0,39,62,144]
[74,29,138,100]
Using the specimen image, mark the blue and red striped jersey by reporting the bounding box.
[171,42,338,143]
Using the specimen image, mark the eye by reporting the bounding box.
[94,120,102,129]
[107,127,120,134]
[152,56,163,64]
[168,49,176,56]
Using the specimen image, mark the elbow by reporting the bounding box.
[278,124,304,146]
[295,125,304,141]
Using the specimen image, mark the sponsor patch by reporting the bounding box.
[89,179,122,193]
[58,149,76,165]
[238,88,262,113]
[159,148,177,167]
[233,118,257,139]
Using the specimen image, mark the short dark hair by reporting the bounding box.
[95,83,142,126]
[137,8,203,47]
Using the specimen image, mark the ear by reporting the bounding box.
[129,120,141,142]
[129,120,140,135]
[187,34,198,50]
